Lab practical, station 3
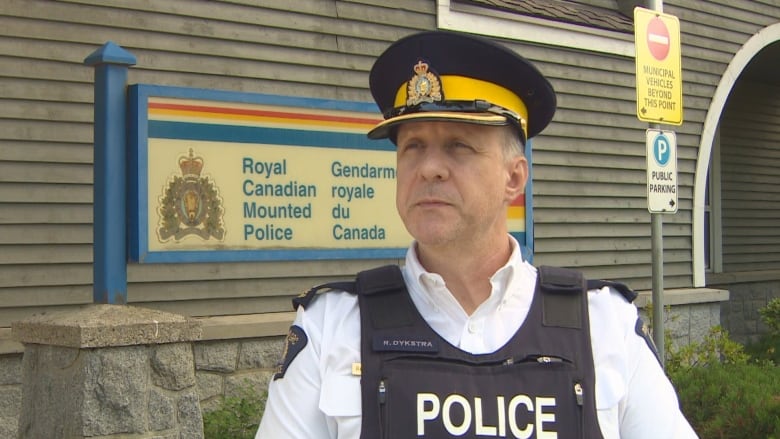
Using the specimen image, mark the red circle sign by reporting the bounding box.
[647,17,670,61]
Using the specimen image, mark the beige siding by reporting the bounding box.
[0,0,434,327]
[519,36,692,289]
[529,1,780,289]
[1,0,779,326]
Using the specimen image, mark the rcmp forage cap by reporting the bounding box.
[367,31,556,144]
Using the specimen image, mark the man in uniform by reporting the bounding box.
[256,30,698,438]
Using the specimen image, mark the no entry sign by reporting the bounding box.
[647,17,670,60]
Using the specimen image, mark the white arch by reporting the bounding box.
[693,23,780,286]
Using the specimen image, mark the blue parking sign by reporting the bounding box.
[646,129,678,213]
[653,133,672,166]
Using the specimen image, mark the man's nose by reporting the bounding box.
[417,147,450,181]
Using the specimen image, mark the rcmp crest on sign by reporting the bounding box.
[157,148,225,242]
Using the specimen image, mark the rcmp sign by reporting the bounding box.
[128,84,535,263]
[129,85,410,263]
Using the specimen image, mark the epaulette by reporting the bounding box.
[586,278,638,303]
[292,280,356,310]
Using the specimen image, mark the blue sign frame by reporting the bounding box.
[128,84,408,263]
[127,84,536,264]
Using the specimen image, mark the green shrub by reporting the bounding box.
[745,332,780,365]
[660,309,779,438]
[759,297,780,335]
[672,363,780,439]
[665,325,749,377]
[203,385,266,439]
[746,298,780,365]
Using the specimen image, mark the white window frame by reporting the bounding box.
[437,0,635,57]
[708,127,723,273]
[693,23,780,286]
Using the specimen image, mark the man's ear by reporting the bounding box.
[505,155,529,202]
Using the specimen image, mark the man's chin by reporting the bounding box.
[409,229,459,249]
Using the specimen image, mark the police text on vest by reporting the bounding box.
[417,392,558,438]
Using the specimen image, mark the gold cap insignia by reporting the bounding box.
[406,60,442,106]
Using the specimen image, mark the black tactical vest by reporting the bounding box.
[293,265,638,439]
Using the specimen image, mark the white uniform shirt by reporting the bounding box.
[257,238,698,438]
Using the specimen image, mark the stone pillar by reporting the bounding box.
[12,305,203,439]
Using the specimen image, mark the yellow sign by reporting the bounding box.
[148,139,410,252]
[634,7,683,125]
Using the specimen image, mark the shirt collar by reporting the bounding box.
[403,236,530,307]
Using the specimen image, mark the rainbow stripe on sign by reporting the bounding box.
[148,99,381,133]
[508,194,526,234]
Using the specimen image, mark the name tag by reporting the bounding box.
[373,335,439,352]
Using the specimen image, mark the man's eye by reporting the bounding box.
[451,141,473,150]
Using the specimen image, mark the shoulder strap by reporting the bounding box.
[356,264,407,296]
[538,265,585,294]
[357,265,416,329]
[538,265,585,329]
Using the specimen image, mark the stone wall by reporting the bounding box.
[194,336,284,413]
[0,335,286,438]
[715,279,780,344]
[0,353,22,439]
[639,301,722,349]
[11,305,205,439]
[17,343,203,439]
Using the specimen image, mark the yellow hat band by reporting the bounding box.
[393,75,528,135]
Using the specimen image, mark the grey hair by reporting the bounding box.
[502,125,525,160]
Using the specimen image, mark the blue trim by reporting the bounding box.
[525,138,535,262]
[138,247,406,264]
[127,85,145,263]
[84,41,136,67]
[149,121,394,151]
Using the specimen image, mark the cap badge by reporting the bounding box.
[406,60,442,106]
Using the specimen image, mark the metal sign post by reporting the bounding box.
[635,1,682,367]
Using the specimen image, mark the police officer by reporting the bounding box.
[256,31,698,438]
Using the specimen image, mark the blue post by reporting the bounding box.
[525,139,534,262]
[84,42,136,304]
